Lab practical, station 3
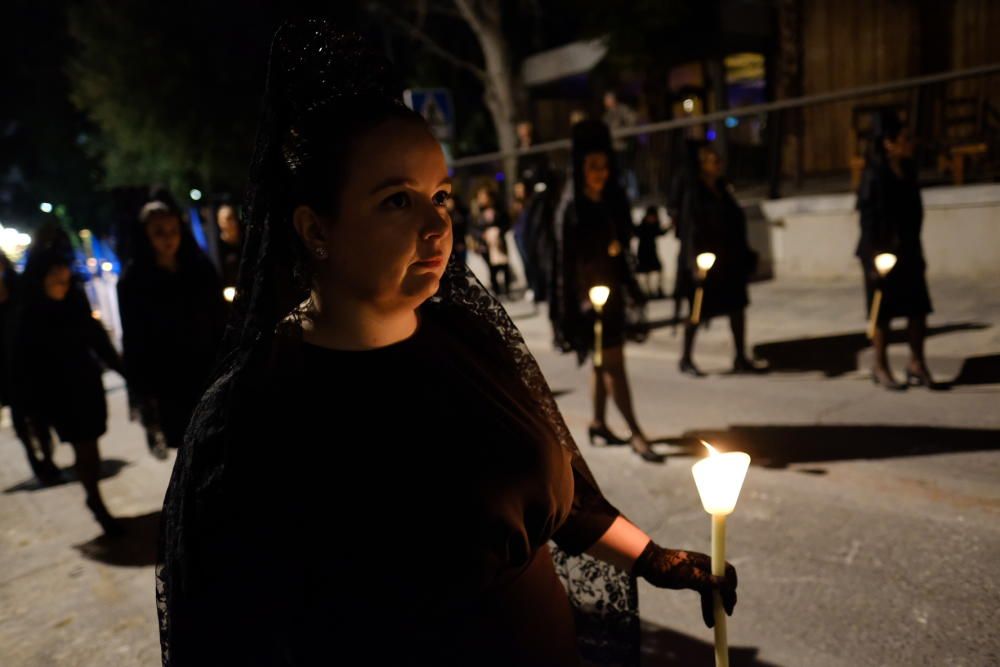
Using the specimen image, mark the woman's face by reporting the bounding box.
[43,265,72,301]
[304,117,452,310]
[217,205,241,244]
[146,213,182,262]
[884,128,914,160]
[476,187,492,209]
[700,149,723,181]
[583,152,610,194]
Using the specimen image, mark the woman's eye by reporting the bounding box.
[383,192,411,209]
[433,191,452,207]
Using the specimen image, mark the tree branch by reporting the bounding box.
[371,3,486,80]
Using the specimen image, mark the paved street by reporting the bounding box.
[2,276,998,666]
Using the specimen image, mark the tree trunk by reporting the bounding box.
[455,0,524,204]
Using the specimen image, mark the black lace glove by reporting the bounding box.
[631,540,738,628]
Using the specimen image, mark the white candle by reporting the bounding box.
[692,441,751,667]
[589,286,610,368]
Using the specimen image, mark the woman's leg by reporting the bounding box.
[71,438,120,533]
[602,346,662,461]
[591,363,608,427]
[680,320,705,376]
[871,324,903,388]
[906,316,935,384]
[730,308,747,361]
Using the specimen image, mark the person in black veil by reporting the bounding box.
[551,120,662,463]
[0,250,62,485]
[10,230,125,535]
[678,145,760,377]
[156,21,736,667]
[118,201,226,459]
[856,110,936,389]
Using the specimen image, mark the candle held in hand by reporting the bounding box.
[691,441,751,667]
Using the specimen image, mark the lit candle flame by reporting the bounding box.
[701,440,720,456]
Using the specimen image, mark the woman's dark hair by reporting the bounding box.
[867,109,905,164]
[570,120,624,208]
[21,246,74,303]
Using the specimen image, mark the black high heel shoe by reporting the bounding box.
[679,358,705,377]
[872,367,905,391]
[86,496,125,537]
[629,434,666,463]
[588,424,627,446]
[905,366,937,388]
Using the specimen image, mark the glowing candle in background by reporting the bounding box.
[867,252,897,339]
[692,440,751,667]
[588,285,610,368]
[690,252,717,326]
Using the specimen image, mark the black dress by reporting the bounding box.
[681,179,754,320]
[118,259,226,447]
[635,217,665,273]
[10,289,123,443]
[165,302,621,666]
[855,159,933,323]
[554,192,641,362]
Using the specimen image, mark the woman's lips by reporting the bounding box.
[413,256,445,268]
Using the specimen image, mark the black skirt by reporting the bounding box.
[861,256,933,324]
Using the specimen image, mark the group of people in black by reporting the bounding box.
[487,107,936,462]
[0,200,236,534]
[0,19,940,664]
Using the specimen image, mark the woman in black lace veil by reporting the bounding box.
[156,19,736,666]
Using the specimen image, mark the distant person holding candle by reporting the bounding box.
[552,120,660,462]
[156,23,736,666]
[118,201,226,458]
[679,145,759,377]
[856,110,935,390]
[10,233,125,535]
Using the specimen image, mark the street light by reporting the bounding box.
[588,285,610,368]
[866,253,897,339]
[692,441,751,667]
[39,202,53,213]
[190,189,203,201]
[690,252,717,325]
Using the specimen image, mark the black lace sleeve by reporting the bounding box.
[552,464,621,555]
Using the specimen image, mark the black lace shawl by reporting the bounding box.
[155,19,638,666]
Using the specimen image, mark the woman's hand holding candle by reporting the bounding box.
[631,540,738,628]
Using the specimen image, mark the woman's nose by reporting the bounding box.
[420,204,450,240]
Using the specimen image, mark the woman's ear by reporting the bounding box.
[292,205,327,250]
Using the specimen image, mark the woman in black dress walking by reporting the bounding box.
[11,238,125,534]
[0,250,61,485]
[118,201,226,458]
[552,120,661,462]
[856,110,935,389]
[156,22,736,666]
[679,145,759,376]
[635,205,669,298]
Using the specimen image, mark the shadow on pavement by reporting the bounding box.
[751,322,989,377]
[652,424,1000,468]
[949,354,1000,387]
[74,510,161,567]
[2,457,131,494]
[640,620,781,666]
